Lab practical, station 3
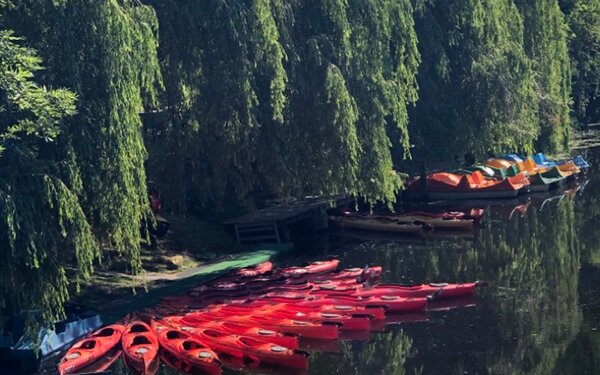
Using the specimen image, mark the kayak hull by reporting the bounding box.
[58,324,125,375]
[122,322,160,374]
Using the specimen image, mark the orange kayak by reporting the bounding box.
[163,316,300,349]
[246,300,386,320]
[366,282,481,299]
[185,311,339,340]
[151,320,221,374]
[281,259,340,277]
[213,304,372,331]
[235,261,273,278]
[121,321,160,374]
[58,324,124,375]
[265,291,428,313]
[173,325,309,369]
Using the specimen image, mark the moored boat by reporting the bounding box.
[121,321,160,374]
[58,324,124,375]
[405,171,529,200]
[151,320,221,374]
[235,261,273,278]
[330,215,424,234]
[527,166,569,191]
[533,152,589,170]
[164,317,300,349]
[173,325,309,369]
[334,211,474,231]
[280,259,340,277]
[362,282,480,299]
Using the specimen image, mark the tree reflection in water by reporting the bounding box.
[10,145,600,374]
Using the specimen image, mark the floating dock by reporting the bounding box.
[225,196,352,244]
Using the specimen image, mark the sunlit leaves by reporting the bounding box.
[0,28,96,324]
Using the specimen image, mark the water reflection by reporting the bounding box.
[324,177,587,374]
[309,330,414,375]
[21,134,600,374]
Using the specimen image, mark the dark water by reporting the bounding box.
[40,131,600,375]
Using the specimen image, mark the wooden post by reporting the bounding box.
[420,160,428,201]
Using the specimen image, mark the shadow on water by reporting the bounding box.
[6,132,600,374]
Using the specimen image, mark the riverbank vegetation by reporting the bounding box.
[1,0,600,321]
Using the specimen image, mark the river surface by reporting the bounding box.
[40,130,600,374]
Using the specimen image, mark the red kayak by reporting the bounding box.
[362,282,480,299]
[213,304,371,331]
[259,309,370,331]
[163,316,300,349]
[317,294,427,313]
[307,280,480,300]
[151,320,221,374]
[121,321,160,374]
[187,311,339,340]
[236,261,273,278]
[248,299,386,320]
[58,324,124,375]
[254,295,386,320]
[174,326,309,369]
[265,291,427,313]
[281,259,340,277]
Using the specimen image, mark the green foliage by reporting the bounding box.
[409,0,539,165]
[515,0,572,152]
[310,329,413,375]
[0,28,97,323]
[3,0,163,271]
[145,0,420,210]
[339,194,581,374]
[563,0,600,126]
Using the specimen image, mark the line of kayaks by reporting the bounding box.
[58,259,485,374]
[330,208,484,234]
[404,153,589,200]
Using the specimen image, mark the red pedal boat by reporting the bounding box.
[281,259,340,277]
[405,171,530,200]
[121,321,160,374]
[58,324,124,375]
[174,326,309,369]
[151,320,221,374]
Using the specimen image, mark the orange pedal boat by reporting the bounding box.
[405,171,529,200]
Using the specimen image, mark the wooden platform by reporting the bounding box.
[225,196,352,244]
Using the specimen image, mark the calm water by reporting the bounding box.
[40,131,600,375]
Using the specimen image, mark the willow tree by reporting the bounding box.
[515,0,572,152]
[146,0,420,211]
[561,0,600,126]
[409,0,538,165]
[0,23,97,323]
[4,0,162,270]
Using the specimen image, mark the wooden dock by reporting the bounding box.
[225,196,352,244]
